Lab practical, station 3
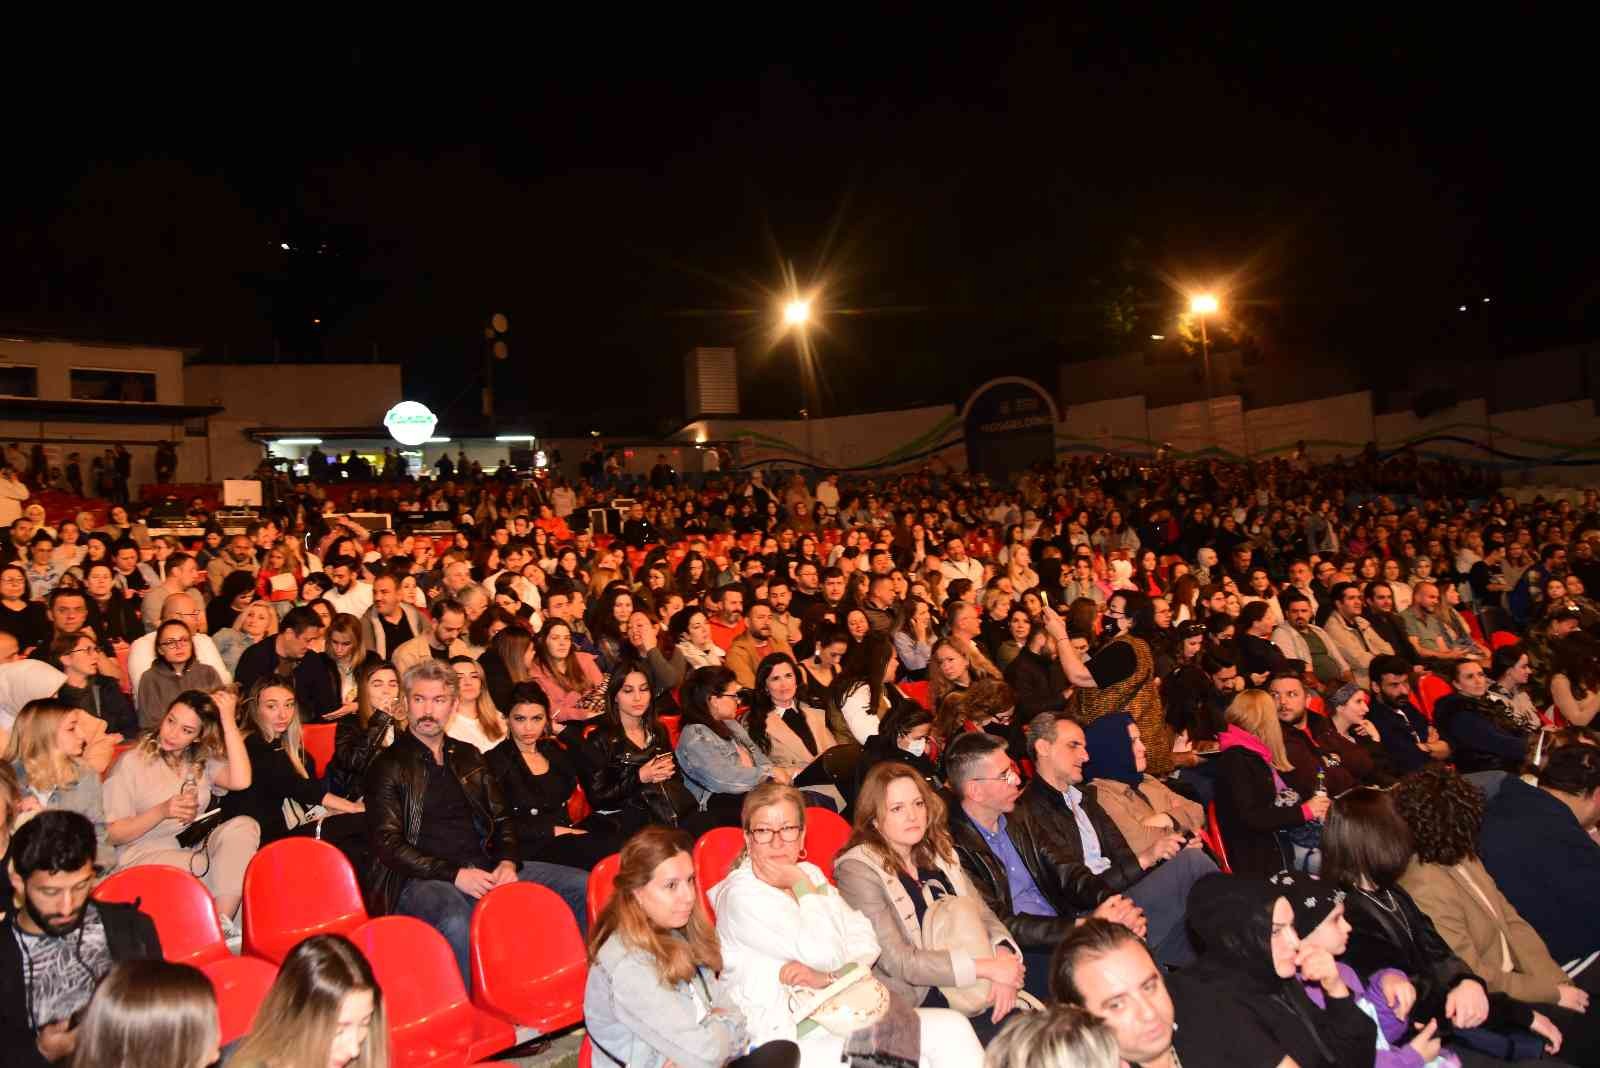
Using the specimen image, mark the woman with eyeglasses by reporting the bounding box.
[676,666,790,826]
[135,621,223,730]
[53,629,137,742]
[712,783,983,1068]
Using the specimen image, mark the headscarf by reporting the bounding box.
[1081,711,1142,786]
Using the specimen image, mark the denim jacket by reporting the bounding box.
[675,720,774,805]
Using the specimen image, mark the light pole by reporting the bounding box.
[1190,294,1220,454]
[782,297,816,465]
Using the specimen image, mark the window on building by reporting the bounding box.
[0,363,38,397]
[70,368,158,403]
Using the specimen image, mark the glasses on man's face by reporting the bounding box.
[969,766,1023,787]
[748,824,803,844]
[159,638,191,650]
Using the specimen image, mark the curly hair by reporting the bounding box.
[1392,765,1485,866]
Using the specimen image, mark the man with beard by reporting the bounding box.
[2,811,161,1068]
[364,659,587,989]
[1267,672,1357,803]
[231,605,335,720]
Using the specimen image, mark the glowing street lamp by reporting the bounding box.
[783,299,812,327]
[1189,294,1222,454]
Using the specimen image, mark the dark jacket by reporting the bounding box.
[327,709,401,800]
[1306,714,1396,788]
[87,594,144,646]
[1340,881,1533,1034]
[1480,776,1600,966]
[948,806,1079,949]
[219,733,328,844]
[55,675,137,738]
[1,900,162,1068]
[1434,693,1530,774]
[1011,775,1143,907]
[479,649,518,714]
[1366,695,1435,775]
[484,737,582,858]
[1278,719,1357,802]
[1002,647,1066,723]
[363,731,519,916]
[1211,747,1304,878]
[578,721,697,832]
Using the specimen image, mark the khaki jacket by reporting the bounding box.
[724,633,795,690]
[1323,612,1395,687]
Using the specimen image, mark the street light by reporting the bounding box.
[1189,294,1221,454]
[781,294,819,460]
[783,299,811,327]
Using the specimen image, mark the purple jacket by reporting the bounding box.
[1303,963,1459,1068]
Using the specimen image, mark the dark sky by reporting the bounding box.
[4,16,1595,432]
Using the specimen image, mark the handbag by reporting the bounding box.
[787,962,891,1038]
[281,796,328,832]
[918,878,1044,1017]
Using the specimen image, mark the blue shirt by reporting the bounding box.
[968,811,1057,918]
[1063,786,1111,875]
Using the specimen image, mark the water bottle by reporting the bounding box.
[1314,767,1327,797]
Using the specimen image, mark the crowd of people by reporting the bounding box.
[2,449,1599,1067]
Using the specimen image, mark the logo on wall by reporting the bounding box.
[961,377,1059,478]
[383,401,439,447]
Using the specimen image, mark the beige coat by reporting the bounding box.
[1089,776,1205,858]
[1398,857,1568,1005]
[725,632,795,691]
[759,703,838,774]
[1323,612,1395,688]
[833,842,1016,1009]
[391,633,469,679]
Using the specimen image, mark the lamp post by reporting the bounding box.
[782,297,817,465]
[1190,294,1220,454]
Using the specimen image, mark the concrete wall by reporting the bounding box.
[676,404,961,472]
[1058,396,1150,453]
[1244,391,1374,459]
[1145,395,1247,457]
[0,337,186,403]
[184,363,402,426]
[1374,398,1492,460]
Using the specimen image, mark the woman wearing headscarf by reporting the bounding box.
[1185,873,1378,1068]
[1081,712,1204,860]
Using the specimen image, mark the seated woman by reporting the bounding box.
[218,678,365,859]
[1486,643,1542,734]
[584,825,800,1068]
[530,618,605,736]
[672,606,726,670]
[104,689,258,924]
[1213,690,1329,877]
[324,613,381,718]
[447,655,507,752]
[1548,633,1600,729]
[892,598,934,681]
[992,607,1033,672]
[1183,873,1379,1068]
[935,676,1025,763]
[71,959,220,1068]
[227,934,387,1068]
[676,666,793,824]
[211,599,277,676]
[1322,786,1569,1064]
[711,783,983,1068]
[835,632,907,744]
[796,626,849,709]
[1081,712,1204,860]
[927,637,1002,715]
[1308,683,1398,787]
[51,630,135,761]
[4,698,116,867]
[485,681,619,871]
[858,702,939,795]
[744,653,846,808]
[580,662,710,837]
[327,660,401,802]
[833,763,1028,1045]
[134,621,224,730]
[479,626,534,713]
[1435,660,1538,775]
[1392,766,1600,1062]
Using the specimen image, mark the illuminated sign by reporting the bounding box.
[383,401,439,447]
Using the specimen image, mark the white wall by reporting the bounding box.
[0,337,186,403]
[1146,395,1246,456]
[1244,391,1374,459]
[1058,396,1149,453]
[184,363,402,426]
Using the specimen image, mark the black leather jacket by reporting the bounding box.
[1010,776,1144,907]
[363,731,519,916]
[948,802,1079,950]
[579,721,696,831]
[328,709,400,800]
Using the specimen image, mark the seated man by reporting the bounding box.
[1052,917,1293,1068]
[1321,580,1394,689]
[365,659,588,989]
[2,811,162,1068]
[1267,673,1359,802]
[724,599,793,690]
[231,605,337,721]
[1011,709,1217,966]
[1479,743,1600,984]
[945,730,1146,990]
[1270,589,1351,695]
[391,597,469,677]
[1365,653,1450,775]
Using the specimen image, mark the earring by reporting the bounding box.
[798,847,808,860]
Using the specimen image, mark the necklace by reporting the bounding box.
[1357,886,1413,941]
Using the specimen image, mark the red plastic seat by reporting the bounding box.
[302,723,337,777]
[351,916,516,1068]
[659,714,683,749]
[691,828,745,921]
[803,808,853,883]
[241,838,368,964]
[567,784,592,824]
[470,882,587,1034]
[1306,694,1327,717]
[1203,801,1232,875]
[202,955,279,1046]
[587,853,621,929]
[1490,630,1521,650]
[578,1035,594,1068]
[898,680,932,710]
[1417,674,1452,719]
[93,865,230,966]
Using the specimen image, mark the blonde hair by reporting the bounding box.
[1225,689,1294,772]
[246,678,309,778]
[984,1006,1119,1068]
[450,657,506,742]
[233,600,280,638]
[230,934,389,1068]
[3,700,84,793]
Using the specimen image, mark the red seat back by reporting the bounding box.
[1202,801,1232,875]
[302,723,337,778]
[1306,694,1327,717]
[898,680,932,710]
[567,784,592,824]
[470,882,587,1033]
[659,714,683,749]
[93,865,230,966]
[1417,674,1452,718]
[691,828,745,920]
[241,838,368,964]
[202,955,279,1046]
[587,853,621,929]
[1490,630,1521,650]
[351,916,515,1067]
[803,808,853,883]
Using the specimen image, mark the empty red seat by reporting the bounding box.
[351,916,516,1067]
[898,680,932,710]
[241,838,368,964]
[1306,694,1327,717]
[803,808,853,883]
[302,723,337,777]
[470,882,587,1034]
[93,865,230,966]
[691,828,745,921]
[588,853,621,929]
[1417,674,1452,719]
[659,714,683,748]
[202,955,279,1046]
[1490,630,1521,650]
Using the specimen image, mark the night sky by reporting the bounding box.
[3,17,1594,433]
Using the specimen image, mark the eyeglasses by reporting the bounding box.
[715,691,742,701]
[748,824,803,844]
[969,767,1023,787]
[158,638,191,650]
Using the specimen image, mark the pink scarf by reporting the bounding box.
[1218,725,1292,794]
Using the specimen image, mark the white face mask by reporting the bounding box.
[901,737,928,758]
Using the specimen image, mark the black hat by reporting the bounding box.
[1177,620,1207,639]
[1267,871,1346,938]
